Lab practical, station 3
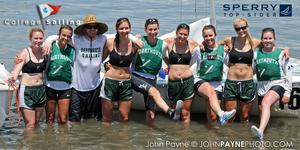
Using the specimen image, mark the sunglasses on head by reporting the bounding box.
[262,27,274,32]
[117,17,129,22]
[179,24,189,28]
[85,25,98,29]
[235,26,247,31]
[147,18,158,23]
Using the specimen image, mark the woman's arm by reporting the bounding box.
[218,36,232,52]
[102,39,113,62]
[281,54,292,104]
[9,49,27,82]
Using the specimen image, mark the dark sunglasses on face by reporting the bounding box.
[235,26,247,31]
[85,25,98,29]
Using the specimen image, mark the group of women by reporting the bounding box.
[8,15,292,140]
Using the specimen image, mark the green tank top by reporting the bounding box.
[256,48,281,81]
[134,36,163,75]
[47,42,74,83]
[198,45,224,81]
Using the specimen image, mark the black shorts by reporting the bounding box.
[131,73,156,111]
[258,85,285,105]
[46,86,71,100]
[194,80,223,100]
[69,85,101,122]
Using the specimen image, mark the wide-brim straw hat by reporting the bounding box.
[74,15,108,35]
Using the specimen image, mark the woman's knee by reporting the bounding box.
[209,112,218,122]
[149,88,160,98]
[119,114,129,122]
[181,109,190,121]
[146,110,155,120]
[240,112,250,122]
[59,115,68,124]
[47,112,55,124]
[25,120,36,129]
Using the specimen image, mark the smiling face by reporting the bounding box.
[145,23,159,39]
[234,20,248,38]
[117,21,131,37]
[30,31,44,49]
[203,28,216,48]
[262,31,275,49]
[176,28,189,43]
[58,28,73,47]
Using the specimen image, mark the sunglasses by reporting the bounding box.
[262,27,274,32]
[85,25,98,30]
[235,26,247,31]
[147,18,158,23]
[117,17,129,22]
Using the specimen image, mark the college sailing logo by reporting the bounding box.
[36,4,61,29]
[37,4,61,19]
[3,4,81,27]
[279,4,292,17]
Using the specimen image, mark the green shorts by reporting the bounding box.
[168,75,194,102]
[19,85,47,109]
[223,79,256,102]
[100,77,132,101]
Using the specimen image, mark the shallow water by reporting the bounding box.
[0,108,299,150]
[1,0,300,149]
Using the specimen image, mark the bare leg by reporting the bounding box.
[58,99,70,125]
[35,107,44,127]
[181,99,192,124]
[206,100,219,123]
[240,101,253,123]
[259,91,280,132]
[146,110,155,124]
[118,100,132,122]
[225,100,237,124]
[148,87,169,112]
[21,108,36,129]
[46,100,56,126]
[101,99,113,125]
[197,82,222,114]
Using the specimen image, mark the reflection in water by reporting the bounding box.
[0,111,299,149]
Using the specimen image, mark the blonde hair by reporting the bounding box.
[233,18,254,48]
[29,28,44,40]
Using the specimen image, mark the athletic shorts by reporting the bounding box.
[168,75,194,102]
[223,79,256,102]
[100,77,132,101]
[69,85,101,122]
[258,85,285,105]
[19,85,47,109]
[131,73,156,111]
[194,79,223,100]
[46,86,71,100]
